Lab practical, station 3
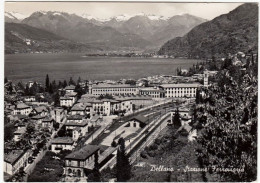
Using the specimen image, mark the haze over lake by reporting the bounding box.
[5,53,201,83]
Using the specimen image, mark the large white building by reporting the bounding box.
[90,84,138,96]
[160,83,201,98]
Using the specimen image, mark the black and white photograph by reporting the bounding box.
[3,1,258,182]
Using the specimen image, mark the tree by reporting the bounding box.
[49,83,54,94]
[45,74,50,92]
[77,77,82,85]
[116,138,131,181]
[125,80,136,85]
[69,77,76,86]
[63,80,68,88]
[4,77,8,84]
[54,92,60,106]
[173,108,181,128]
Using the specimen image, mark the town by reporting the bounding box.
[4,51,257,182]
[3,57,212,181]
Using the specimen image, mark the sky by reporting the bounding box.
[4,1,243,20]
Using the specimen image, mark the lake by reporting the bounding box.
[5,53,201,84]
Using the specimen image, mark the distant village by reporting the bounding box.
[4,51,254,182]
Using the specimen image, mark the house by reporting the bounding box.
[30,106,48,116]
[66,92,78,104]
[65,85,76,93]
[13,128,26,142]
[64,145,100,178]
[42,117,54,130]
[13,103,32,116]
[65,120,89,137]
[89,116,100,127]
[128,115,149,128]
[71,103,88,115]
[24,96,36,102]
[51,137,75,153]
[60,96,74,107]
[31,115,45,125]
[4,149,31,175]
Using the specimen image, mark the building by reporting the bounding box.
[13,103,32,115]
[24,96,36,102]
[30,106,48,116]
[42,117,54,130]
[65,116,89,136]
[128,115,149,128]
[51,137,75,153]
[91,84,138,96]
[60,96,74,107]
[4,149,31,175]
[139,87,166,98]
[160,83,200,98]
[71,103,90,116]
[65,85,76,93]
[64,145,100,178]
[13,128,26,142]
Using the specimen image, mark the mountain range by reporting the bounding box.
[158,3,258,58]
[5,11,206,53]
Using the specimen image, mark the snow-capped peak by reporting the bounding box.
[113,14,131,21]
[5,11,29,20]
[80,13,97,20]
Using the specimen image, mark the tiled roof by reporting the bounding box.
[65,85,75,90]
[34,106,48,113]
[65,145,99,160]
[66,92,77,97]
[14,128,26,135]
[60,96,73,100]
[4,150,28,165]
[16,103,30,109]
[67,115,84,120]
[160,83,201,88]
[71,103,87,111]
[92,84,137,88]
[31,115,45,120]
[65,120,88,127]
[52,137,74,144]
[129,115,149,124]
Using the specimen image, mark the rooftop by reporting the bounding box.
[14,128,26,135]
[52,137,74,144]
[71,103,87,111]
[92,84,137,88]
[65,145,99,160]
[160,83,201,88]
[129,115,149,125]
[33,106,48,113]
[60,96,73,100]
[67,115,84,120]
[65,120,88,127]
[65,85,75,90]
[4,150,28,165]
[16,103,30,109]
